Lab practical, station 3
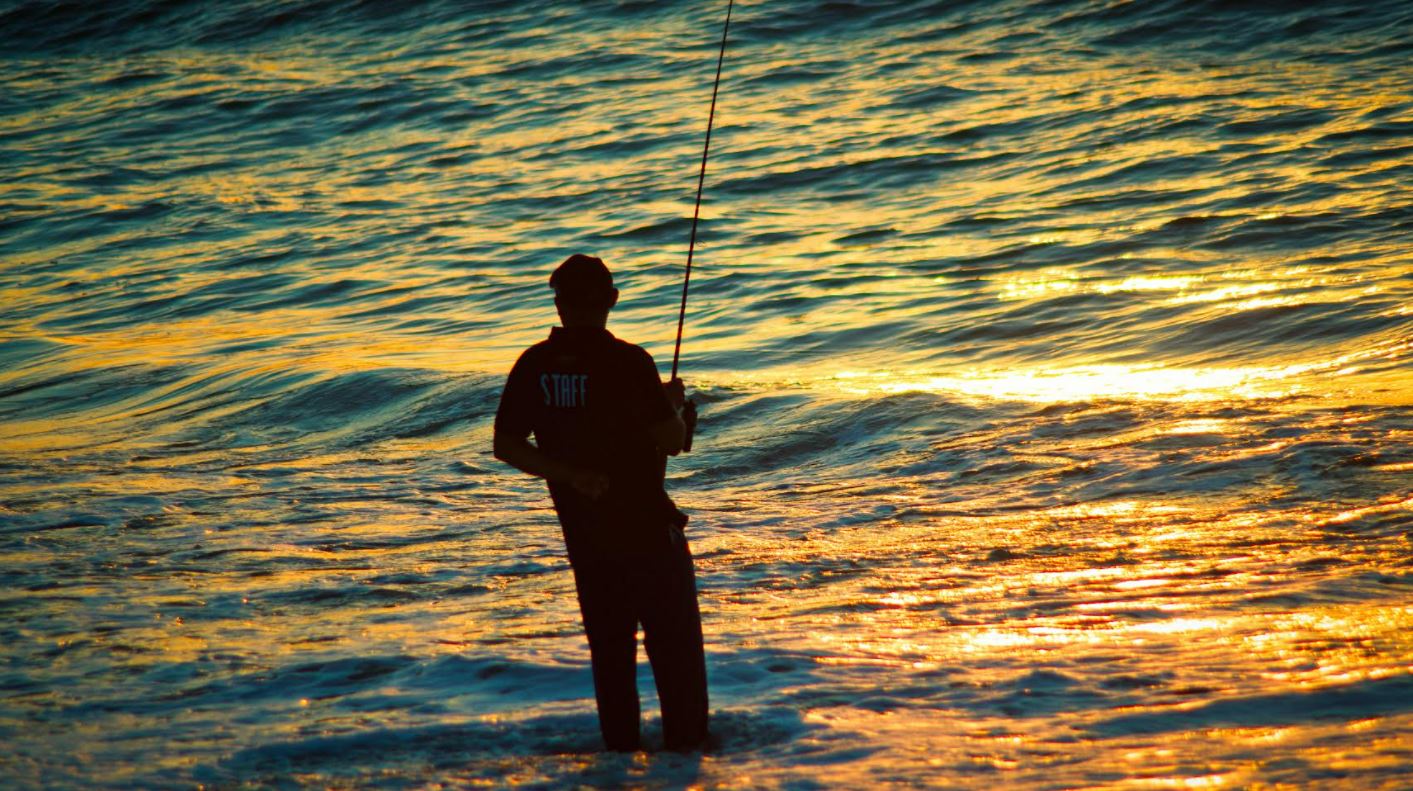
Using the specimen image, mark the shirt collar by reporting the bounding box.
[549,326,614,342]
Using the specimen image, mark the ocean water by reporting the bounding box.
[2,0,1412,787]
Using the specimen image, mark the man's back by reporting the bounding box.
[496,325,679,552]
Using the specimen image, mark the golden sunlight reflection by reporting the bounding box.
[818,333,1410,403]
[832,363,1305,402]
[1095,275,1204,294]
[1318,495,1413,527]
[1167,419,1234,435]
[990,263,1364,309]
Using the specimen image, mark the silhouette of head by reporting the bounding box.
[551,253,618,326]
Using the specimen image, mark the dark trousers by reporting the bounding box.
[568,530,709,752]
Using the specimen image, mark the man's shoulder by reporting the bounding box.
[608,336,653,359]
[509,339,553,367]
[604,338,662,376]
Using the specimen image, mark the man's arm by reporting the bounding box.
[650,378,689,456]
[493,431,609,498]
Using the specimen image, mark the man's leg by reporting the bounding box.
[640,536,709,751]
[572,558,642,751]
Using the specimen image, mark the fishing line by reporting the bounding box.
[671,0,734,380]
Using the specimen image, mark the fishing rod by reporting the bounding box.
[671,0,734,382]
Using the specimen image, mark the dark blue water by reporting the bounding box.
[2,0,1412,787]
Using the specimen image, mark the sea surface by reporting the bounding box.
[3,0,1412,787]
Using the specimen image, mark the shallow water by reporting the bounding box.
[2,0,1412,787]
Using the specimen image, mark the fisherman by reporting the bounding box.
[492,253,709,752]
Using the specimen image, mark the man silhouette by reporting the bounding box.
[493,253,709,752]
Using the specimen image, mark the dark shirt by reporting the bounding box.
[495,326,681,554]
